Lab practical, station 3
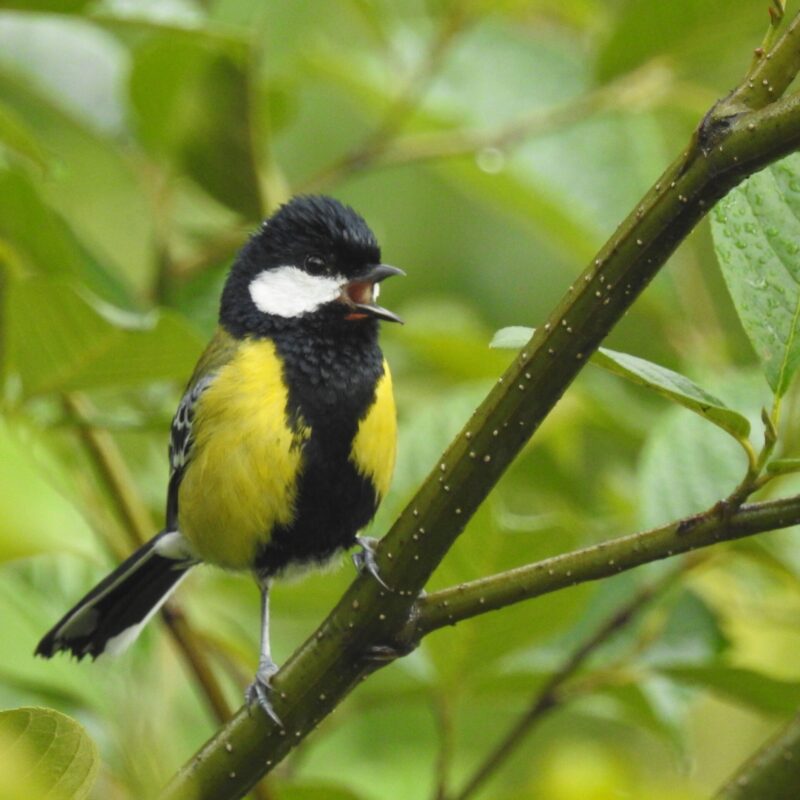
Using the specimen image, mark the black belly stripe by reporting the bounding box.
[255,322,385,576]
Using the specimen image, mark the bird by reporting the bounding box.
[36,194,404,720]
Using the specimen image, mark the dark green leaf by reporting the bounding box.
[129,36,262,219]
[711,153,800,397]
[0,0,91,10]
[661,665,800,715]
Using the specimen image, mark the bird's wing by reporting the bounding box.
[166,328,240,529]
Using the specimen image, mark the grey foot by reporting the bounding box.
[245,660,282,726]
[352,536,392,591]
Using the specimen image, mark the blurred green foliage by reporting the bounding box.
[1,1,799,799]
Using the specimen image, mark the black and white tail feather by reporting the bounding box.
[36,530,196,661]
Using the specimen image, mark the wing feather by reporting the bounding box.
[165,328,240,528]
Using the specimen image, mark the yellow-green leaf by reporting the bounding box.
[0,707,99,800]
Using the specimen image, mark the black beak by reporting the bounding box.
[343,264,405,324]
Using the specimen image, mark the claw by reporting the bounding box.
[245,660,282,726]
[352,536,392,591]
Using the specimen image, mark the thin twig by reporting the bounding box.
[447,563,691,800]
[63,393,156,551]
[431,693,455,800]
[359,62,675,170]
[301,8,469,191]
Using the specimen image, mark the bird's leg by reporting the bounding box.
[352,536,392,591]
[245,578,282,725]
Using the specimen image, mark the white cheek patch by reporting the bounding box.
[249,266,345,318]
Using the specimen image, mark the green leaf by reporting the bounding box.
[490,325,534,350]
[641,590,729,667]
[595,679,689,758]
[592,347,751,439]
[0,575,103,707]
[0,417,100,562]
[711,153,800,397]
[595,0,763,85]
[0,168,129,305]
[0,102,47,169]
[491,326,751,439]
[0,67,154,299]
[661,665,800,716]
[766,457,800,475]
[6,277,204,397]
[636,371,766,529]
[129,35,262,219]
[0,707,99,800]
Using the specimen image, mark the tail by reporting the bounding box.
[36,530,196,661]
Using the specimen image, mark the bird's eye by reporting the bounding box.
[304,255,326,274]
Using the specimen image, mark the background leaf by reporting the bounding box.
[0,417,100,562]
[129,34,262,219]
[0,707,99,800]
[6,278,204,397]
[660,666,800,716]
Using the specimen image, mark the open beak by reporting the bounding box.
[342,264,405,324]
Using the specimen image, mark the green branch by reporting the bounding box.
[413,496,800,636]
[733,1,797,112]
[715,709,800,799]
[163,13,800,800]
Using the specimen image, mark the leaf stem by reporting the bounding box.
[748,0,789,78]
[728,1,800,112]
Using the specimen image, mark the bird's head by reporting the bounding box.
[220,195,404,338]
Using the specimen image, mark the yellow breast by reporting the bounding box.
[350,362,397,502]
[177,339,308,569]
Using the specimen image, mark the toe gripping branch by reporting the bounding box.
[353,536,392,591]
[246,660,282,727]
